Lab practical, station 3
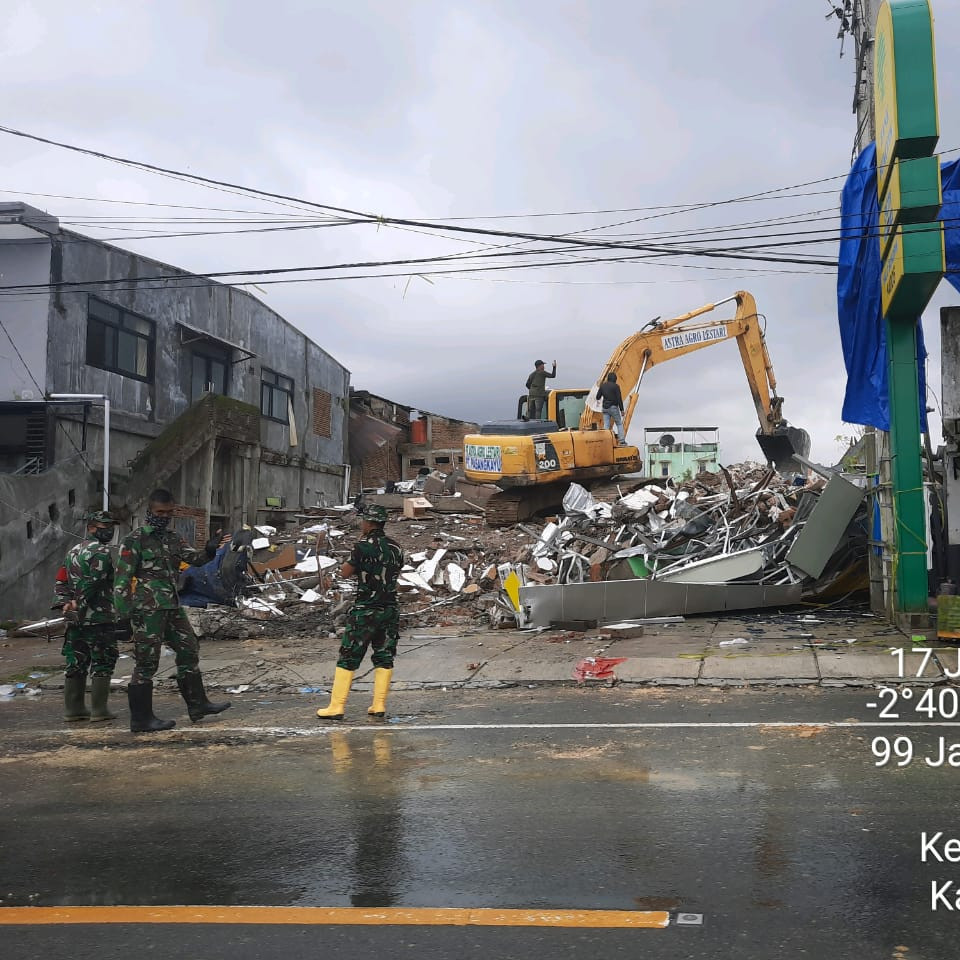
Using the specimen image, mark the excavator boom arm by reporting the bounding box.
[580,291,784,437]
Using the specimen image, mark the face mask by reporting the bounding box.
[93,527,115,544]
[146,511,171,532]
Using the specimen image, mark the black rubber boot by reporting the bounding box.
[89,676,116,721]
[127,682,176,733]
[63,674,90,721]
[177,672,231,723]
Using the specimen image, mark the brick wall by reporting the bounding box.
[312,388,332,437]
[351,443,402,494]
[428,416,478,449]
[171,504,208,548]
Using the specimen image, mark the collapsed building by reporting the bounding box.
[348,390,478,494]
[165,457,872,644]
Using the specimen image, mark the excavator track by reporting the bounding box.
[484,484,570,527]
[484,477,643,527]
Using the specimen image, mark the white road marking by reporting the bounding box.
[211,720,960,735]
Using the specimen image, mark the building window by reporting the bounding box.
[312,388,332,437]
[660,462,670,477]
[260,368,293,421]
[191,352,228,403]
[86,296,154,382]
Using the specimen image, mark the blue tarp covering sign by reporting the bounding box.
[838,142,960,430]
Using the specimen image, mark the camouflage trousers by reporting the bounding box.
[62,622,124,678]
[336,603,399,671]
[130,608,200,684]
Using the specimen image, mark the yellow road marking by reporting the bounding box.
[0,906,669,928]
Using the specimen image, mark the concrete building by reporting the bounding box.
[349,390,479,493]
[644,426,720,479]
[0,202,350,619]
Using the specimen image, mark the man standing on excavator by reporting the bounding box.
[598,372,627,445]
[525,359,557,420]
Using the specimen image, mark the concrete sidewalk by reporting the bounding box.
[2,607,952,694]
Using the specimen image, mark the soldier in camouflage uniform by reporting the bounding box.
[54,510,126,722]
[113,488,230,733]
[317,503,404,720]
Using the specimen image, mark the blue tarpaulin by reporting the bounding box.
[837,142,960,430]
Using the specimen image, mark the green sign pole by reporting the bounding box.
[885,317,928,612]
[874,0,943,620]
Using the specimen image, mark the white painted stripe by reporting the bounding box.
[212,721,960,734]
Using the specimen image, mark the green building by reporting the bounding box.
[644,427,720,480]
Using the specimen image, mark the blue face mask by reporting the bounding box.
[146,511,171,532]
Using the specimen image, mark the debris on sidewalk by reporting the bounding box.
[573,657,628,682]
[174,459,870,641]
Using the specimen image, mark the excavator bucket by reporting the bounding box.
[755,424,811,473]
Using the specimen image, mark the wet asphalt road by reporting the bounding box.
[1,686,958,958]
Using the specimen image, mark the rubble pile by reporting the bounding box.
[187,503,536,637]
[520,463,866,595]
[185,462,867,638]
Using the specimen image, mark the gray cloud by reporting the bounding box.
[3,0,959,466]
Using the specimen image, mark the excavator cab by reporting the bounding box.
[518,389,590,429]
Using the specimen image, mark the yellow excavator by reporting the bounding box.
[463,291,810,525]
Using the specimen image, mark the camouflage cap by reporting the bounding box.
[361,504,388,524]
[86,510,116,525]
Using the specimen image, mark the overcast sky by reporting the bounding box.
[3,0,960,465]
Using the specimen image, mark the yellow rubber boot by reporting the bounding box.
[368,667,393,718]
[317,667,354,719]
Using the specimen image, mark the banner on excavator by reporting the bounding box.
[661,324,729,352]
[465,443,502,473]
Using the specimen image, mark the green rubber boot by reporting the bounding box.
[89,676,116,722]
[63,675,90,721]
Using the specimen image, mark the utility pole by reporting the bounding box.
[845,0,892,616]
[852,0,877,153]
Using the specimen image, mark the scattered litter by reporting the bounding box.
[718,638,750,647]
[294,555,337,574]
[447,563,466,593]
[573,657,628,681]
[225,684,251,694]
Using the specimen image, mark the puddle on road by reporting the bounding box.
[0,722,924,928]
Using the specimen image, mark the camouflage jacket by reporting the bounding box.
[113,525,211,616]
[54,539,118,624]
[349,532,403,608]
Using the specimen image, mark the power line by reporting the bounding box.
[4,122,956,246]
